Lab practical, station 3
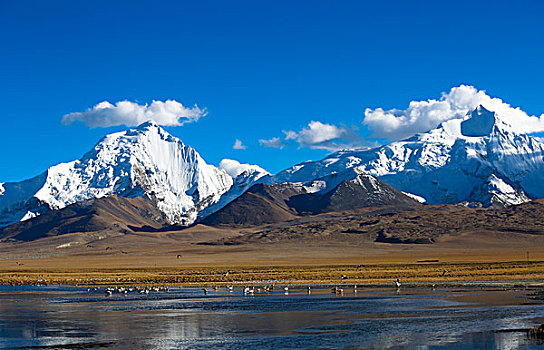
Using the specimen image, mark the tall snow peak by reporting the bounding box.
[0,121,233,226]
[460,105,499,137]
[270,107,544,207]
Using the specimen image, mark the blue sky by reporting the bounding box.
[1,0,544,182]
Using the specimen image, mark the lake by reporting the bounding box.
[1,284,544,349]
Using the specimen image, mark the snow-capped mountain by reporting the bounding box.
[197,164,269,219]
[269,106,544,207]
[0,121,235,226]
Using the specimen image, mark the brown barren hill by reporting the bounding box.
[0,196,167,242]
[218,198,544,245]
[201,183,303,226]
[288,173,419,214]
[202,172,419,226]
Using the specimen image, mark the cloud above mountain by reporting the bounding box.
[283,121,366,151]
[62,100,206,128]
[261,121,373,151]
[259,137,285,149]
[363,85,544,140]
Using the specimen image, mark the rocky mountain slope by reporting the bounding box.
[0,196,166,242]
[202,169,418,226]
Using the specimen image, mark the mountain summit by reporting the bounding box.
[270,106,544,207]
[460,105,499,137]
[0,121,237,226]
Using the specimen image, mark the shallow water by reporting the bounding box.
[1,285,543,349]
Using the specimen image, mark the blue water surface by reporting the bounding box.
[0,285,543,349]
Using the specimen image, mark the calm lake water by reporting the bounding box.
[1,285,544,349]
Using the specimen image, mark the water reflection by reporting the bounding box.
[0,285,543,349]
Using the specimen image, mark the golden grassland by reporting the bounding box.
[2,223,544,287]
[2,261,544,286]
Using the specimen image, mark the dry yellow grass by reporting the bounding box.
[2,261,544,286]
[2,222,544,286]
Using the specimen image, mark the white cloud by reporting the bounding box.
[285,121,346,150]
[284,121,370,151]
[61,100,206,128]
[219,159,269,178]
[283,130,298,140]
[232,139,246,150]
[259,137,285,149]
[363,85,544,140]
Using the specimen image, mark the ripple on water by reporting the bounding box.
[0,286,543,349]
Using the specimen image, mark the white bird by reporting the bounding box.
[395,278,401,289]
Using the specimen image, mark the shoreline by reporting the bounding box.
[2,260,544,287]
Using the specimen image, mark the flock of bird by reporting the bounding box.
[86,285,171,296]
[89,281,407,297]
[14,271,453,297]
[84,273,449,297]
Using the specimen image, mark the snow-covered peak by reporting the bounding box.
[136,119,160,129]
[0,122,234,226]
[427,105,518,140]
[461,105,500,137]
[270,106,544,207]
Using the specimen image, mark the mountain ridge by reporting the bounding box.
[1,105,544,232]
[202,169,418,226]
[269,106,543,207]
